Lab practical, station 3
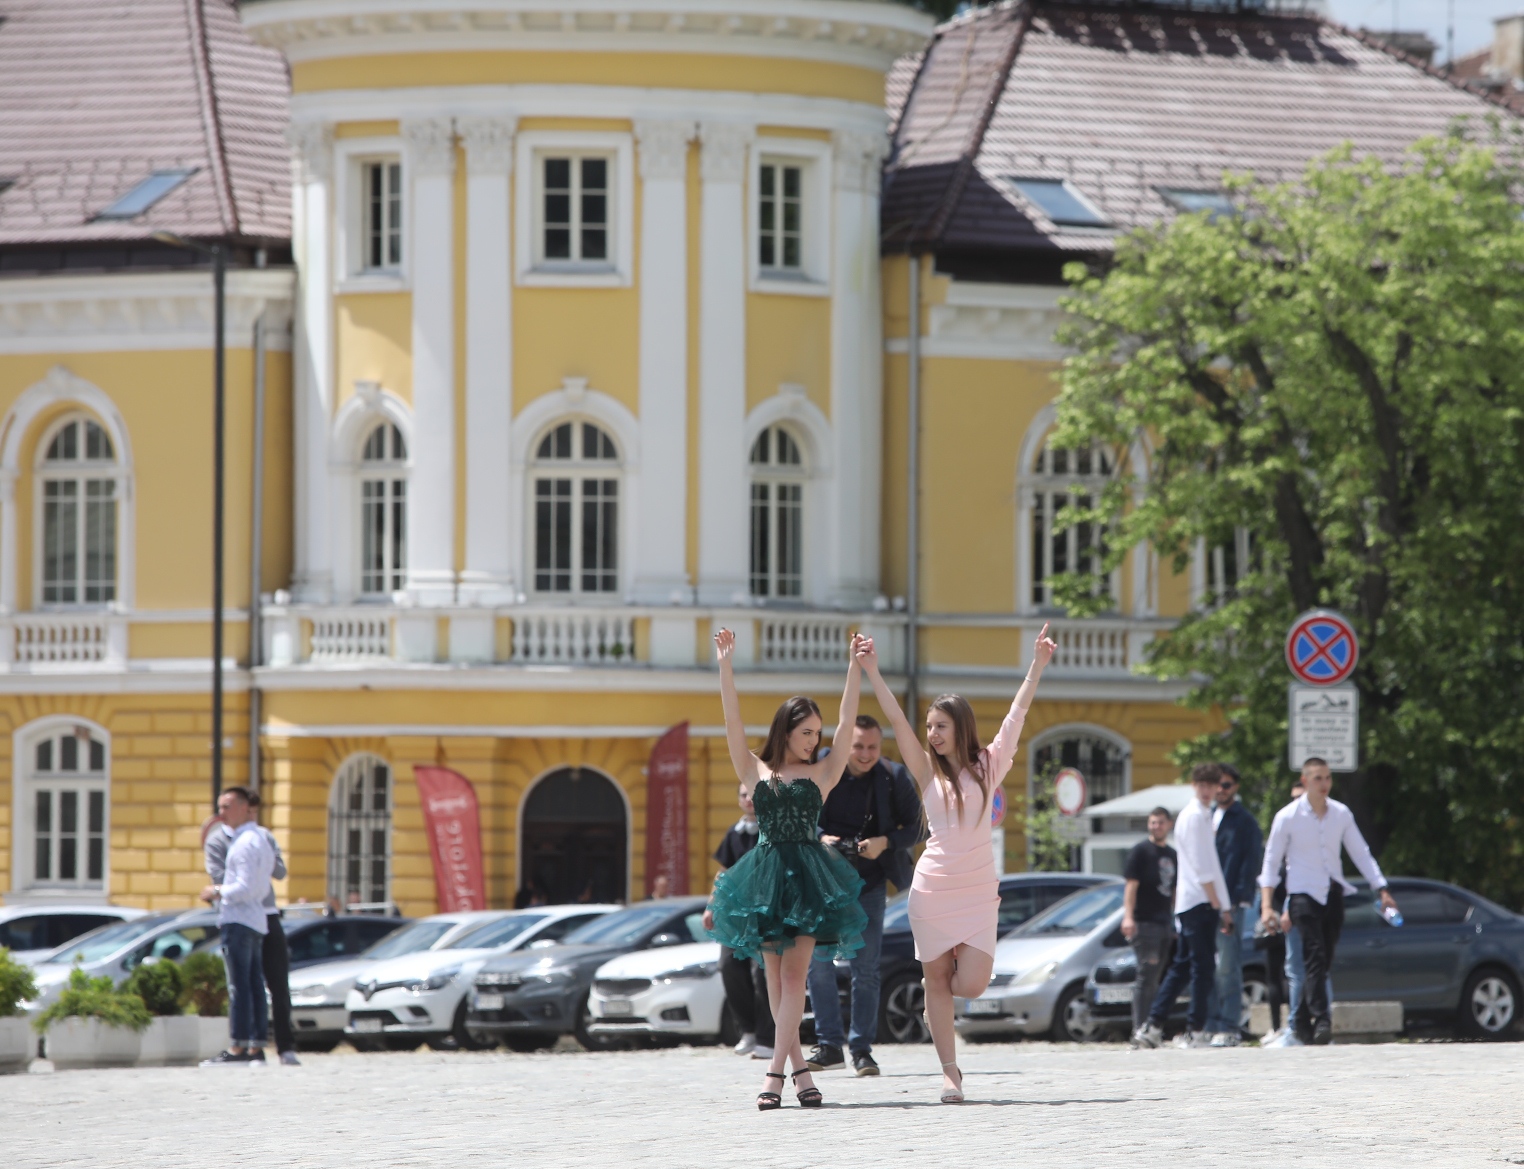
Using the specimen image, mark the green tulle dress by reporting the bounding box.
[707,777,868,963]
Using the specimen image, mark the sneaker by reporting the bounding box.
[1311,1020,1333,1046]
[1209,1032,1240,1048]
[279,1050,301,1067]
[1130,1022,1164,1049]
[852,1051,880,1077]
[1172,1030,1213,1049]
[805,1043,845,1072]
[1262,1029,1303,1048]
[1260,1027,1282,1046]
[749,1044,774,1060]
[200,1050,252,1067]
[246,1048,267,1064]
[733,1032,757,1057]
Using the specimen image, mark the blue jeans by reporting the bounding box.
[1148,903,1218,1032]
[1284,923,1334,1034]
[222,922,268,1047]
[1204,906,1248,1034]
[807,881,885,1055]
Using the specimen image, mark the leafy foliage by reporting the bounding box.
[178,951,227,1017]
[0,947,39,1018]
[123,959,185,1017]
[1051,125,1524,907]
[35,966,152,1033]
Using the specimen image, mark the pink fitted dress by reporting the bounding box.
[908,697,1029,962]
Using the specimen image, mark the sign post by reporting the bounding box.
[1284,609,1360,772]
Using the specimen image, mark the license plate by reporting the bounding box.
[965,999,1003,1016]
[1094,986,1133,1005]
[352,1017,384,1033]
[474,993,505,1011]
[602,1000,633,1016]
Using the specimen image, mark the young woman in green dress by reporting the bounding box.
[707,627,871,1111]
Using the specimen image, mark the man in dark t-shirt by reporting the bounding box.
[704,784,775,1058]
[1122,807,1179,1038]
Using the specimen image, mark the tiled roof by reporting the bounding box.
[884,1,1519,255]
[0,0,291,246]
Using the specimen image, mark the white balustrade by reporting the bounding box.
[2,613,125,667]
[758,617,854,669]
[1050,622,1131,673]
[511,611,637,665]
[309,612,392,661]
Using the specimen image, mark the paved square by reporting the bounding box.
[5,1040,1521,1167]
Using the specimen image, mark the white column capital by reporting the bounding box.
[403,118,457,177]
[459,116,517,175]
[635,119,696,182]
[832,127,888,193]
[287,121,333,183]
[699,122,754,184]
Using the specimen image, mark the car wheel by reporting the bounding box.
[879,972,930,1044]
[572,992,612,1051]
[503,1034,556,1053]
[1239,976,1269,1036]
[1051,983,1103,1043]
[450,1001,498,1051]
[1458,967,1521,1040]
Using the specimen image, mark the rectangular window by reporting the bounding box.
[580,478,618,593]
[87,790,104,882]
[1032,490,1109,608]
[750,483,771,598]
[758,162,803,273]
[541,156,609,265]
[43,479,78,603]
[1207,529,1254,605]
[360,477,407,596]
[776,482,802,598]
[34,790,50,881]
[749,480,803,599]
[535,478,573,592]
[364,161,402,271]
[83,479,115,603]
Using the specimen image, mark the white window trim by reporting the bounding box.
[334,136,409,294]
[11,715,111,901]
[32,412,128,612]
[749,137,831,297]
[328,383,414,603]
[1027,722,1133,807]
[327,752,394,909]
[526,419,627,601]
[744,387,832,605]
[515,131,634,288]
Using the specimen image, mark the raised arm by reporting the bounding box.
[715,628,764,794]
[986,623,1058,782]
[854,636,933,788]
[812,635,863,797]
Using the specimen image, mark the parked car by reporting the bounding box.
[587,940,728,1047]
[954,882,1128,1042]
[22,909,221,1012]
[469,897,710,1051]
[283,913,408,972]
[0,904,148,967]
[346,905,618,1051]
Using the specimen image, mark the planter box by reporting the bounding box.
[1250,1000,1403,1041]
[0,1016,33,1073]
[196,1015,230,1061]
[138,1016,203,1066]
[45,1017,143,1070]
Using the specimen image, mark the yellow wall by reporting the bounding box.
[511,287,641,418]
[335,293,413,406]
[745,293,833,418]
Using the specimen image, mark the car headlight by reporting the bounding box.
[1013,961,1059,988]
[408,968,459,993]
[292,984,328,1000]
[986,974,1014,989]
[527,968,575,986]
[659,962,719,982]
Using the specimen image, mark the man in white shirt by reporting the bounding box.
[1258,757,1399,1046]
[1133,763,1235,1050]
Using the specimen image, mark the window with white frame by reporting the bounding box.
[1206,528,1255,605]
[25,724,108,891]
[1030,728,1130,809]
[1029,440,1114,609]
[361,159,402,273]
[39,416,118,606]
[749,426,804,599]
[758,160,804,275]
[328,755,391,909]
[538,155,611,267]
[532,421,619,595]
[358,423,407,597]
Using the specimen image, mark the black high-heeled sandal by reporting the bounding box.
[792,1069,823,1108]
[758,1071,784,1111]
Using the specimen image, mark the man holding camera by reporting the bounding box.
[806,715,924,1076]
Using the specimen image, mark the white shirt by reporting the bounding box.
[218,821,276,935]
[1173,795,1229,915]
[1257,794,1387,905]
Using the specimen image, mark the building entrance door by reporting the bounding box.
[520,767,628,904]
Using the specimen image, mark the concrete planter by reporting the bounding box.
[44,1017,143,1069]
[0,1016,34,1073]
[196,1015,231,1060]
[137,1016,203,1066]
[1250,1000,1403,1041]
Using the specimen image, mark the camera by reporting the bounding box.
[830,836,863,861]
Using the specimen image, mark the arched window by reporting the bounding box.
[1027,440,1114,609]
[520,766,628,904]
[23,722,109,891]
[328,755,392,909]
[749,425,804,599]
[1202,528,1255,607]
[39,416,118,605]
[1030,727,1131,811]
[532,421,619,595]
[358,422,407,597]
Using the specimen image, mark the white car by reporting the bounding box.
[0,904,147,967]
[344,905,619,1051]
[586,940,728,1046]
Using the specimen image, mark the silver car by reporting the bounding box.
[22,910,222,1013]
[955,881,1126,1043]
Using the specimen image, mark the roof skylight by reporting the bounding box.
[1158,188,1236,218]
[95,168,197,221]
[1006,177,1111,229]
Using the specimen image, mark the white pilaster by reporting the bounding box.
[632,119,696,605]
[459,116,517,606]
[828,128,887,608]
[402,118,457,605]
[287,121,334,603]
[695,122,753,606]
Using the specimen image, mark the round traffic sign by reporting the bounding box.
[1285,609,1359,686]
[1053,767,1088,817]
[991,786,1006,828]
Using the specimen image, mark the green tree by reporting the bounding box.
[1050,126,1524,907]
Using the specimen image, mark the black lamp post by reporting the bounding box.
[153,232,227,811]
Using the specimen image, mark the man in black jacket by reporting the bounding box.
[805,715,924,1077]
[1204,763,1264,1045]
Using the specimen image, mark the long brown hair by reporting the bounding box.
[759,696,822,772]
[927,694,988,824]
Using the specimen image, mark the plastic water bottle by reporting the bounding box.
[1381,905,1404,927]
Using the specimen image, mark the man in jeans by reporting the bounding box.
[1121,807,1177,1044]
[1133,764,1234,1050]
[1204,763,1263,1046]
[806,715,923,1076]
[199,787,276,1066]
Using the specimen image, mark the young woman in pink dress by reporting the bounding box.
[855,624,1057,1102]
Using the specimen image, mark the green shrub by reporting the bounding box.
[34,967,151,1033]
[178,951,227,1017]
[123,959,184,1017]
[0,947,39,1017]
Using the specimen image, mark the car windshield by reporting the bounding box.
[38,915,178,965]
[562,905,677,946]
[362,919,458,959]
[1012,884,1124,937]
[451,915,548,950]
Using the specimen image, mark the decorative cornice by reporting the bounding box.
[287,120,334,183]
[403,118,458,177]
[459,115,517,175]
[699,122,754,184]
[634,119,695,182]
[832,126,887,193]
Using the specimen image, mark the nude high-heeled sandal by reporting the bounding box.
[940,1061,964,1104]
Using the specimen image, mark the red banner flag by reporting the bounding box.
[645,722,689,897]
[414,765,488,913]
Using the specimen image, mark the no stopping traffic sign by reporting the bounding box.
[1285,609,1359,686]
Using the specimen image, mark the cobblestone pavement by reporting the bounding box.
[4,1039,1521,1168]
